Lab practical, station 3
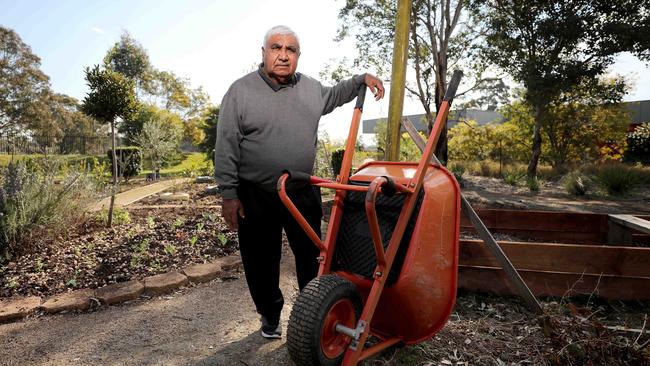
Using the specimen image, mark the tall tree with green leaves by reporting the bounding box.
[134,117,182,173]
[0,26,51,135]
[103,31,152,95]
[334,0,504,163]
[81,65,137,227]
[103,32,210,144]
[479,0,650,177]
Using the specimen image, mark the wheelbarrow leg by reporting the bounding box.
[341,274,391,365]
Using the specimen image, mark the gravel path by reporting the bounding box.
[0,246,300,366]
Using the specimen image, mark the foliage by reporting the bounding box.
[0,159,97,260]
[103,31,152,94]
[478,0,650,177]
[624,123,650,165]
[542,78,629,168]
[561,171,592,196]
[330,149,345,178]
[373,120,422,161]
[81,65,138,125]
[133,111,183,171]
[183,117,206,147]
[103,31,209,119]
[96,207,131,226]
[502,170,522,186]
[448,162,466,187]
[159,152,212,177]
[107,147,142,180]
[451,86,632,171]
[0,26,52,134]
[448,117,530,166]
[592,162,642,196]
[526,176,540,192]
[313,131,334,179]
[199,105,219,163]
[334,0,496,163]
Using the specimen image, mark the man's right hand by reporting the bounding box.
[222,198,245,231]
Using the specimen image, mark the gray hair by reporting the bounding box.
[263,25,300,48]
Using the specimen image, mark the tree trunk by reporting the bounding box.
[527,104,544,178]
[108,120,118,227]
[432,56,448,165]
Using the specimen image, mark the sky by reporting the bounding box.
[2,0,649,142]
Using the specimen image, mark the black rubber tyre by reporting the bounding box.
[287,275,362,366]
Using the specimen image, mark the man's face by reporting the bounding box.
[262,33,300,84]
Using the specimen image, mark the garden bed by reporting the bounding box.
[0,190,235,298]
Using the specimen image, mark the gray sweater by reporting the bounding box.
[215,68,366,199]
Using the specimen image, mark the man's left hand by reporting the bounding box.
[365,74,385,101]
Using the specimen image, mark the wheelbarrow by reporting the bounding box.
[278,71,463,366]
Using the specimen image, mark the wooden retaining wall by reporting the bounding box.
[458,209,650,300]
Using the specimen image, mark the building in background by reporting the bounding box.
[363,100,650,137]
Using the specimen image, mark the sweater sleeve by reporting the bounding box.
[214,89,242,199]
[320,74,366,115]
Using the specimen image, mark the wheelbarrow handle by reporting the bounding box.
[280,169,311,184]
[443,70,463,102]
[355,84,367,111]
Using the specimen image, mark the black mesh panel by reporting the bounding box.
[332,182,424,286]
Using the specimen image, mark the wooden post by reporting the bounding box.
[385,0,412,161]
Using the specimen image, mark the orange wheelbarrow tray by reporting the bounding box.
[279,71,463,366]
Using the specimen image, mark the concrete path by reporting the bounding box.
[90,178,190,212]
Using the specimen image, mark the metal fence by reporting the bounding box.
[0,134,116,155]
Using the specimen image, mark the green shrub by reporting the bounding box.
[107,146,142,181]
[526,176,540,192]
[331,149,345,177]
[624,123,650,165]
[562,171,591,196]
[502,170,523,186]
[95,207,131,226]
[479,160,501,177]
[448,163,466,187]
[593,162,640,195]
[0,159,97,260]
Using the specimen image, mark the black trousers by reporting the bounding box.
[237,180,322,325]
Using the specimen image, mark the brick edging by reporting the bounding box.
[0,254,242,325]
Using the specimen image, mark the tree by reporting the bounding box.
[479,0,650,177]
[200,105,219,163]
[103,32,210,146]
[0,26,50,135]
[542,77,629,169]
[104,31,152,96]
[81,65,137,227]
[134,117,182,173]
[335,0,502,163]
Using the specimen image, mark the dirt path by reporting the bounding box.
[0,246,300,366]
[461,175,650,214]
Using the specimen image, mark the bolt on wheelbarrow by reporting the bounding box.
[278,71,464,366]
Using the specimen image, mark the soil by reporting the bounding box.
[0,183,236,299]
[1,177,649,365]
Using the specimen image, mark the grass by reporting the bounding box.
[588,162,647,196]
[158,152,212,177]
[449,159,561,181]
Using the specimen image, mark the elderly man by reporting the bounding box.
[215,25,384,339]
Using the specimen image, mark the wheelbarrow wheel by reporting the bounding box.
[287,275,362,366]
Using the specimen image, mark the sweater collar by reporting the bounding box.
[258,64,300,91]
